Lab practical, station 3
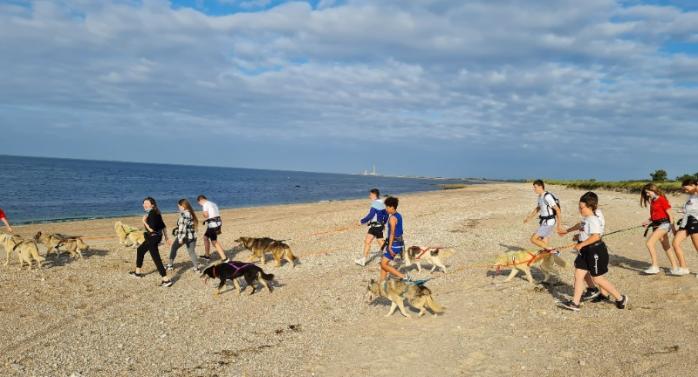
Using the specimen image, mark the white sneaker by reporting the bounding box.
[673,268,690,276]
[354,257,366,267]
[643,266,660,274]
[668,268,682,276]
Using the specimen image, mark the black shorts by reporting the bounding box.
[204,226,222,241]
[574,241,609,277]
[679,216,698,235]
[368,225,384,239]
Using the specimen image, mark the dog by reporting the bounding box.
[235,236,297,268]
[1,233,45,269]
[114,221,145,247]
[34,231,88,259]
[403,246,454,273]
[366,278,445,318]
[201,261,275,296]
[493,250,568,284]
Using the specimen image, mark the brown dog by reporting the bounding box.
[234,237,297,268]
[34,231,88,259]
[1,233,44,269]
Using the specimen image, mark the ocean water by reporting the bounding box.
[0,155,473,224]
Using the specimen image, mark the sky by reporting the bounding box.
[0,0,697,180]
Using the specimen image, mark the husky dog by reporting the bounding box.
[493,250,568,284]
[201,261,275,296]
[403,246,454,273]
[1,233,45,269]
[114,221,145,247]
[366,278,445,318]
[235,236,297,268]
[34,231,88,259]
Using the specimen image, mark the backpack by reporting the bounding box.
[544,192,561,216]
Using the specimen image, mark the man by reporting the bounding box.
[523,180,562,249]
[355,188,387,266]
[0,207,13,233]
[197,195,228,262]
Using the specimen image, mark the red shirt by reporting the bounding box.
[0,208,5,220]
[650,196,671,221]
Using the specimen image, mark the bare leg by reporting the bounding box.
[212,240,227,261]
[646,228,671,268]
[363,234,375,258]
[530,234,549,249]
[572,269,588,305]
[659,231,678,270]
[590,275,622,301]
[380,257,405,281]
[672,230,689,269]
[204,236,211,257]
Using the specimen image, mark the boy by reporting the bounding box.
[355,188,387,267]
[197,195,228,262]
[523,180,562,249]
[379,197,413,284]
[557,192,628,311]
[0,207,12,233]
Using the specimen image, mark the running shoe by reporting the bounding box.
[128,271,143,278]
[581,288,600,302]
[160,280,173,287]
[557,300,580,311]
[166,264,174,272]
[615,295,629,309]
[200,255,211,260]
[643,265,660,275]
[354,257,366,266]
[590,294,611,304]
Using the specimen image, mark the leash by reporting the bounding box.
[603,225,644,237]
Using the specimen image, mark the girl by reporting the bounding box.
[671,179,698,276]
[640,183,679,275]
[167,199,200,273]
[130,197,173,287]
[557,192,628,311]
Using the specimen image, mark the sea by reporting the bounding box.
[0,155,475,224]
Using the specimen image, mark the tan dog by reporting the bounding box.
[235,237,297,268]
[34,231,88,259]
[1,233,45,269]
[366,278,445,318]
[403,246,454,273]
[493,250,568,284]
[114,221,145,247]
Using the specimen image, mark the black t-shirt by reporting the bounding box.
[146,210,166,233]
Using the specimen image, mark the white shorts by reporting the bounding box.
[654,222,672,233]
[536,225,555,238]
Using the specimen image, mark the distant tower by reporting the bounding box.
[371,164,376,176]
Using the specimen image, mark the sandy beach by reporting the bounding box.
[2,183,698,377]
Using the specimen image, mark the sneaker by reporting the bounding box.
[160,280,173,287]
[128,271,143,278]
[643,265,660,274]
[354,257,366,266]
[193,267,200,273]
[557,300,580,311]
[200,255,211,260]
[673,268,690,276]
[581,288,600,302]
[223,258,231,264]
[591,294,611,304]
[166,264,174,272]
[615,295,629,309]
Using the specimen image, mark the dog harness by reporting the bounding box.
[213,262,254,279]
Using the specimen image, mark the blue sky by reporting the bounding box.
[1,0,697,179]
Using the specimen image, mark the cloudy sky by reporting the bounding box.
[1,0,697,179]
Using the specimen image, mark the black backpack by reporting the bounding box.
[544,192,561,215]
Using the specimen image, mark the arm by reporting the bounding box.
[386,216,397,256]
[574,234,601,251]
[143,215,154,233]
[360,207,377,225]
[559,222,582,236]
[553,205,562,231]
[1,217,12,233]
[523,206,540,224]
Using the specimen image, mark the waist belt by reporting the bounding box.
[204,216,222,224]
[578,240,604,250]
[645,218,670,237]
[368,222,384,227]
[539,214,555,224]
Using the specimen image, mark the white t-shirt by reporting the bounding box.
[579,214,603,242]
[538,192,558,225]
[684,194,698,217]
[594,209,605,235]
[202,201,221,228]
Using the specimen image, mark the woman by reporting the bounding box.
[672,178,698,276]
[129,197,173,287]
[640,183,678,275]
[167,199,200,273]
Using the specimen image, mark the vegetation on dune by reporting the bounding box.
[545,170,698,194]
